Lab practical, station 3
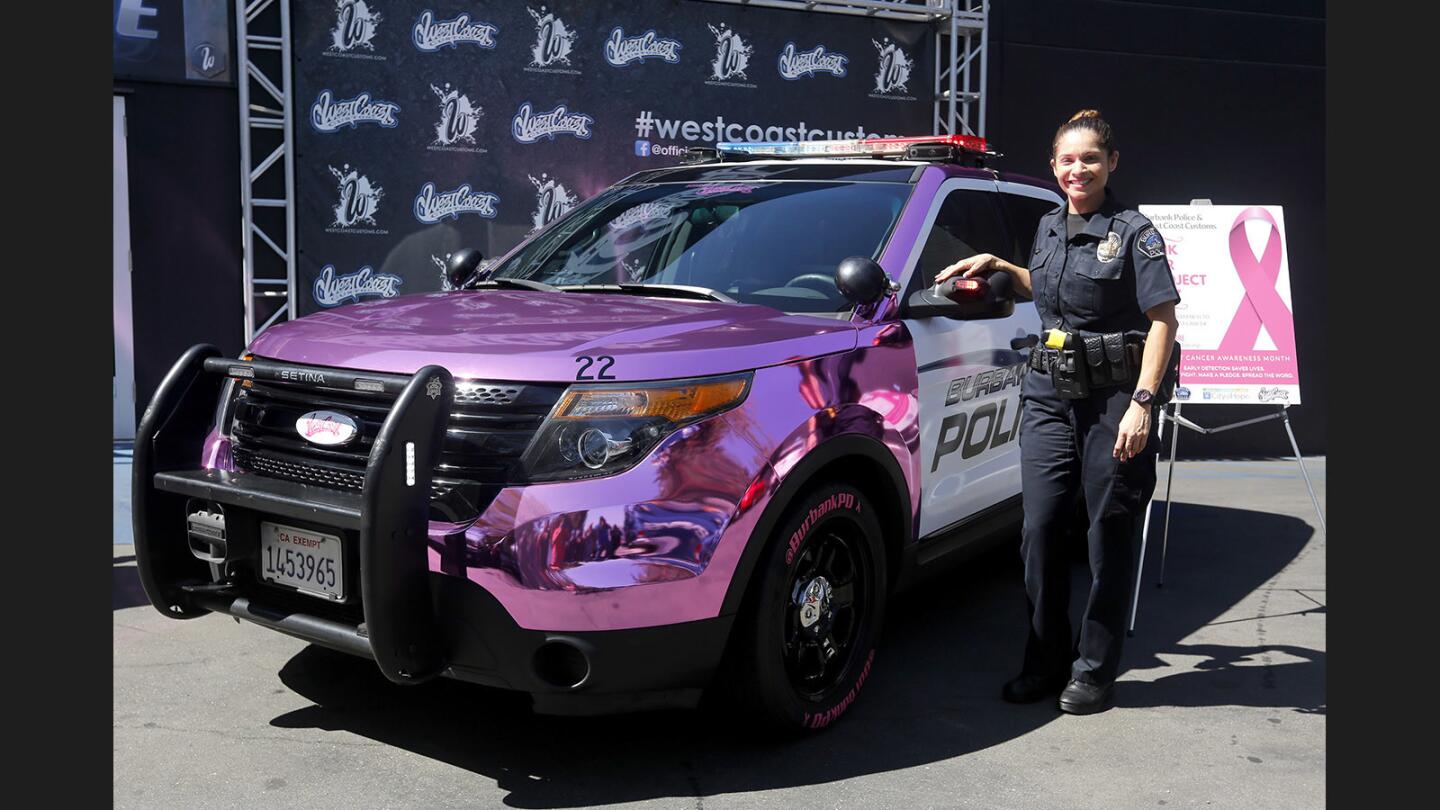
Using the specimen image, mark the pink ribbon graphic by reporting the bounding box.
[1218,206,1295,355]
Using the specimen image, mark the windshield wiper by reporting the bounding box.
[471,277,560,293]
[559,283,736,303]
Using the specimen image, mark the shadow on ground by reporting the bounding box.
[114,556,151,611]
[266,502,1318,808]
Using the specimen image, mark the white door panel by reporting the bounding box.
[900,177,1044,538]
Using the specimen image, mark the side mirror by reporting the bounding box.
[835,256,896,305]
[903,272,1016,320]
[445,248,485,290]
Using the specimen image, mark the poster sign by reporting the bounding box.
[289,0,934,316]
[1140,204,1301,405]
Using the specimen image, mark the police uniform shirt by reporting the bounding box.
[1031,192,1180,335]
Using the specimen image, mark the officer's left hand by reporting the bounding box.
[1114,402,1151,461]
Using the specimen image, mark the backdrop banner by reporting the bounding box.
[290,0,935,315]
[1140,204,1301,406]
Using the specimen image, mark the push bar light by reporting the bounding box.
[715,134,989,159]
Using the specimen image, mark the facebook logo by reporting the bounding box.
[634,140,651,157]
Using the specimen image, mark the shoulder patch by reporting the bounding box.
[1137,226,1165,259]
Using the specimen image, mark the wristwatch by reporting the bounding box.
[1131,388,1155,406]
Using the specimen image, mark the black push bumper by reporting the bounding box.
[135,344,454,684]
[132,345,734,713]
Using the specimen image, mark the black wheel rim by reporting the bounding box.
[782,522,868,700]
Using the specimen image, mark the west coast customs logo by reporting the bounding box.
[706,23,754,87]
[529,173,578,234]
[511,102,594,143]
[326,164,386,235]
[326,1,385,61]
[313,265,402,308]
[310,90,400,132]
[604,27,682,67]
[413,182,500,223]
[412,10,498,52]
[870,38,916,100]
[429,83,485,154]
[525,6,580,74]
[777,43,849,80]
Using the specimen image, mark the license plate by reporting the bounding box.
[259,521,345,601]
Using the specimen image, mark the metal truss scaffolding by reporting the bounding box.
[237,0,297,343]
[240,1,987,338]
[697,0,989,138]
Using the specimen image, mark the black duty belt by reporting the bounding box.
[1029,335,1142,374]
[1028,332,1145,398]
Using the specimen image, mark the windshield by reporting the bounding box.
[488,181,911,315]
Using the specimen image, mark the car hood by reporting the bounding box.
[247,290,858,382]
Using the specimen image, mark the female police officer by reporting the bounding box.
[937,110,1179,714]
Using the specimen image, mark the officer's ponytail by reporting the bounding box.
[1052,109,1116,157]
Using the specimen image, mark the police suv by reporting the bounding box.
[134,135,1060,732]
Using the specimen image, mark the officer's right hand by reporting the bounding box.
[936,253,1000,284]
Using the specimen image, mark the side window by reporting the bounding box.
[915,190,1009,288]
[999,192,1059,267]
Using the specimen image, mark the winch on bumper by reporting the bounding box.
[132,345,736,714]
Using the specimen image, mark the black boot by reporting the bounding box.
[1058,678,1114,714]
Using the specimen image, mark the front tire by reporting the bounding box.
[724,482,887,733]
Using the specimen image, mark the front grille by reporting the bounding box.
[233,447,366,491]
[227,363,566,521]
[454,382,523,406]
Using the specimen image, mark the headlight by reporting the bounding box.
[520,373,752,482]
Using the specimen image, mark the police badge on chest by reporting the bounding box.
[1096,231,1122,263]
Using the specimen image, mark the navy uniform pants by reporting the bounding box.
[1018,367,1159,686]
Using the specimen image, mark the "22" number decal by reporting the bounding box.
[575,355,617,380]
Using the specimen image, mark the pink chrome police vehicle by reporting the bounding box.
[134,135,1060,732]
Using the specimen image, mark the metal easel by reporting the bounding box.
[1126,401,1326,635]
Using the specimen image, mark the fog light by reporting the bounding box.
[533,639,591,689]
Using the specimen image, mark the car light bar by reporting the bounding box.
[714,134,989,159]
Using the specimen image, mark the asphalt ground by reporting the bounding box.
[114,455,1325,809]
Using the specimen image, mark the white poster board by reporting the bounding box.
[1139,204,1301,405]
